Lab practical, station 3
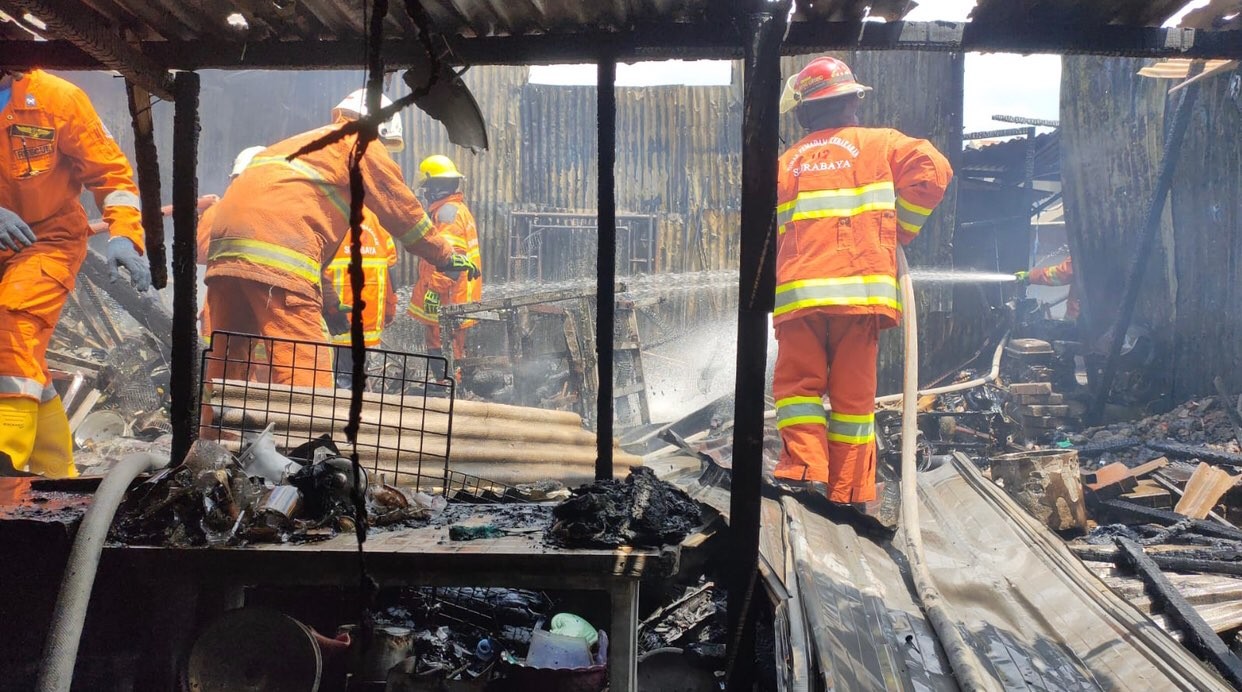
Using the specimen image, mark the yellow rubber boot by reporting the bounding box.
[29,396,76,479]
[0,397,38,475]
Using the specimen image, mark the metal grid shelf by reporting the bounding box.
[199,331,455,494]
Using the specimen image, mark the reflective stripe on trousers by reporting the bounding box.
[827,411,875,445]
[773,275,900,318]
[775,395,826,429]
[0,375,47,400]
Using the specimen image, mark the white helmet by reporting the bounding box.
[333,89,404,153]
[230,146,266,178]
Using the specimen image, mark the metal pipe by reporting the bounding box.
[169,71,201,466]
[725,2,787,688]
[1087,61,1204,425]
[124,81,167,289]
[595,55,617,481]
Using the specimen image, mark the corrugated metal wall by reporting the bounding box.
[64,65,741,283]
[63,55,982,394]
[1062,55,1242,401]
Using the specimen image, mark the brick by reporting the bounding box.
[1009,382,1053,395]
[1021,404,1071,417]
[1022,415,1069,429]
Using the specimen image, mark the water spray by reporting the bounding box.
[907,269,1017,284]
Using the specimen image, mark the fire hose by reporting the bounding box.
[36,452,170,692]
[896,246,997,691]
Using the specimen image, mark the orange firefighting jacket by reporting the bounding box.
[775,126,952,329]
[1030,255,1079,320]
[408,193,482,329]
[322,209,398,346]
[0,70,144,255]
[205,120,452,302]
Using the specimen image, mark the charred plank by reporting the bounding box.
[1114,537,1242,687]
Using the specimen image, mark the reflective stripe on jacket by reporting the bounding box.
[408,194,482,329]
[775,126,952,329]
[205,120,452,301]
[323,210,398,347]
[0,70,144,252]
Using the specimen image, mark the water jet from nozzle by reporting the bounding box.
[907,269,1017,284]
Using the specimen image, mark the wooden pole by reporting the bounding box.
[170,72,201,465]
[726,2,787,689]
[595,55,617,481]
[124,80,167,289]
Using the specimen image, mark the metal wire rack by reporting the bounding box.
[199,331,455,493]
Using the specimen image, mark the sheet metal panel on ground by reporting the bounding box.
[652,454,1228,690]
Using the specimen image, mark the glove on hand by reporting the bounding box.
[107,237,151,292]
[1014,270,1030,285]
[0,207,35,252]
[324,306,351,336]
[441,253,480,281]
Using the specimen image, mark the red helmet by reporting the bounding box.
[791,56,871,105]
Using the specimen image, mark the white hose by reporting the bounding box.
[37,452,170,692]
[897,247,997,691]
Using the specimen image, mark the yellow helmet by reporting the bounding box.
[418,154,464,183]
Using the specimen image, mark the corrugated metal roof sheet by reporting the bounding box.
[969,0,1187,27]
[2,0,1211,45]
[2,0,913,43]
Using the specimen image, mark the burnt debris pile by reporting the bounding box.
[110,436,443,547]
[546,467,702,548]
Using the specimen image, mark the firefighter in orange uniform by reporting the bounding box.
[0,69,150,478]
[197,146,265,347]
[322,210,399,387]
[772,57,952,525]
[407,155,482,360]
[1017,255,1079,321]
[203,90,478,388]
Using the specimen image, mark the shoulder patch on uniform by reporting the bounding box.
[436,204,458,224]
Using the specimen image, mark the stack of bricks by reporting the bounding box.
[1009,382,1079,441]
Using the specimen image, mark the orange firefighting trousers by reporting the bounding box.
[426,324,467,361]
[203,278,333,388]
[772,312,879,503]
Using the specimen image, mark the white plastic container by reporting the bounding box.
[525,629,593,669]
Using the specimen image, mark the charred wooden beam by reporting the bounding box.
[596,54,616,481]
[1077,544,1242,577]
[6,22,1242,73]
[169,71,200,466]
[1093,498,1242,542]
[1114,537,1242,687]
[2,0,173,100]
[124,81,167,289]
[1145,439,1242,468]
[725,2,787,689]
